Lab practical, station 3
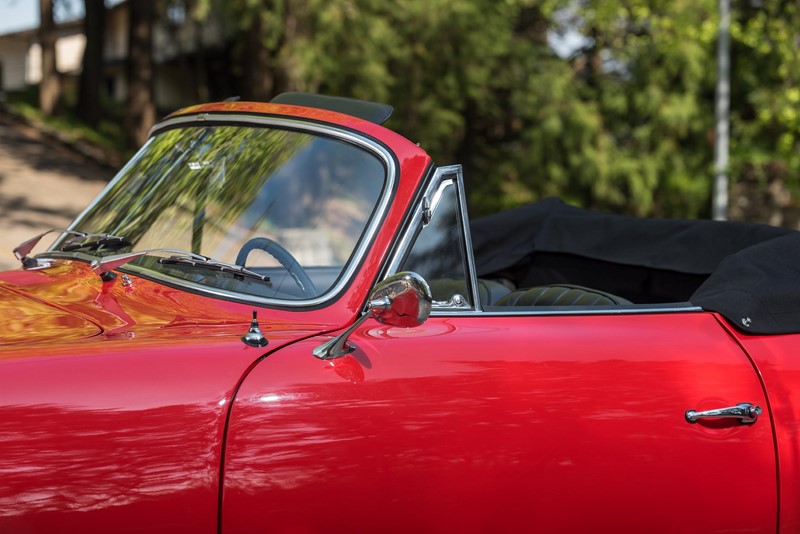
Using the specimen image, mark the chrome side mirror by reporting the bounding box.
[370,271,432,328]
[313,272,432,360]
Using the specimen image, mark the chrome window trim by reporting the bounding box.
[386,165,703,319]
[386,165,464,276]
[384,205,424,276]
[427,180,452,218]
[385,165,480,311]
[456,168,482,312]
[430,305,704,317]
[56,113,397,309]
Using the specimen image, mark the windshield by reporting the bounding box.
[53,122,388,302]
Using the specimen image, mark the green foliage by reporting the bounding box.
[186,0,800,218]
[729,0,800,185]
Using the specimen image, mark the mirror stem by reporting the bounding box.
[312,297,390,360]
[312,311,371,360]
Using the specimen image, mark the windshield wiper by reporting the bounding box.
[91,249,270,284]
[158,254,270,284]
[61,233,132,252]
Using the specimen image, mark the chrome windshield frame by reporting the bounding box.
[50,113,398,309]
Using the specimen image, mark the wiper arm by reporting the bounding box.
[91,249,270,284]
[13,228,88,268]
[60,233,132,252]
[159,255,271,284]
[13,230,133,269]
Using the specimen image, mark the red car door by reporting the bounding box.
[221,167,776,532]
[221,311,775,533]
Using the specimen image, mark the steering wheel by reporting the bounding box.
[236,237,317,298]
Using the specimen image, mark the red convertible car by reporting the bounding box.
[2,93,800,533]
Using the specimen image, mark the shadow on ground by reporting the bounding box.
[0,112,114,270]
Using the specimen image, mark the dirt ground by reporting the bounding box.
[0,112,112,271]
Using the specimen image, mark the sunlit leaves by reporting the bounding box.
[192,0,799,219]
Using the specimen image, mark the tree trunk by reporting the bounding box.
[38,0,60,115]
[125,1,156,149]
[77,0,105,125]
[193,19,210,102]
[241,10,275,101]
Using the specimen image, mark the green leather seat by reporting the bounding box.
[494,284,631,307]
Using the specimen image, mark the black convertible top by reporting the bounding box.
[470,197,799,334]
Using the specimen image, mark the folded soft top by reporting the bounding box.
[470,197,798,334]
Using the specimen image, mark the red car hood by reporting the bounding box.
[0,259,349,528]
[0,283,101,345]
[0,259,334,351]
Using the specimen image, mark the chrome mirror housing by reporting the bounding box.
[313,272,432,360]
[370,271,432,328]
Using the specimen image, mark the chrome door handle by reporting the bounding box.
[685,403,762,424]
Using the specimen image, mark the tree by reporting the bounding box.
[217,0,288,101]
[77,0,105,126]
[197,0,800,222]
[724,0,800,224]
[38,0,60,115]
[125,1,156,149]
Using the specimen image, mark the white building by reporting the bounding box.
[0,20,84,92]
[0,2,227,111]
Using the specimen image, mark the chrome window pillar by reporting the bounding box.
[386,165,481,312]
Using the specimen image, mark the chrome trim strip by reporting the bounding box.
[384,207,422,276]
[57,113,398,309]
[427,179,452,215]
[453,168,482,312]
[430,305,704,317]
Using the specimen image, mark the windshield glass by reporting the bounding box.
[54,123,387,302]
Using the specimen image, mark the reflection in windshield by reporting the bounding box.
[57,125,386,301]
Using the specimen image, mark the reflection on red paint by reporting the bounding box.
[326,355,365,384]
[0,286,100,345]
[223,313,777,533]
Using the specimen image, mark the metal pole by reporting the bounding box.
[713,0,731,220]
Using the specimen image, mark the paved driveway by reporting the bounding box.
[0,113,111,271]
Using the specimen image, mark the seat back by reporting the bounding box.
[495,284,631,307]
